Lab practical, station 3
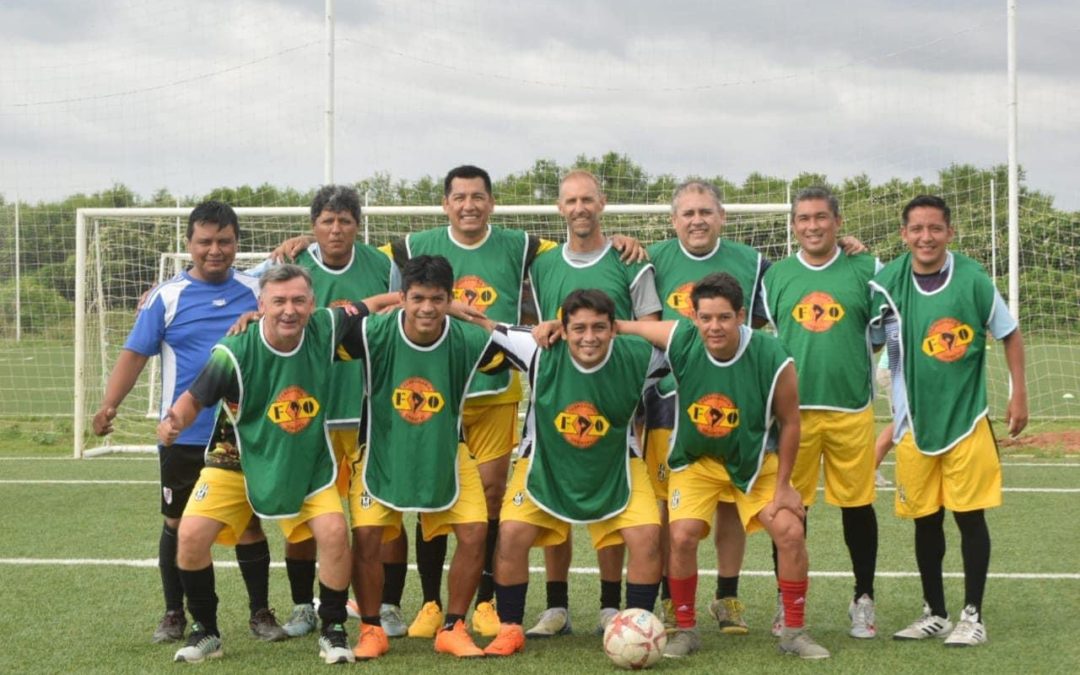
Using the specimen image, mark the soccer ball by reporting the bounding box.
[602,608,667,670]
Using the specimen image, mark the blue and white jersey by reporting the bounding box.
[124,269,260,446]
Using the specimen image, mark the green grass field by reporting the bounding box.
[1,445,1078,674]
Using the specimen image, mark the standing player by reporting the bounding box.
[618,273,831,660]
[870,195,1027,647]
[92,201,285,644]
[762,187,881,638]
[524,169,661,637]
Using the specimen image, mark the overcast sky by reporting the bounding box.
[1,0,1077,209]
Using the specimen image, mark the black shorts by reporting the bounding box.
[159,444,207,518]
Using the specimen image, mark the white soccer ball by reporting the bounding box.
[602,608,667,670]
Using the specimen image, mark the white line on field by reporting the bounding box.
[0,457,156,461]
[0,479,158,485]
[0,558,1076,580]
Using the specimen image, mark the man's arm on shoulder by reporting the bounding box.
[616,319,678,350]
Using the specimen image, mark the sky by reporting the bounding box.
[1,0,1077,210]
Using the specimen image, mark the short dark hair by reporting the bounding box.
[560,289,616,328]
[310,184,361,223]
[902,195,951,227]
[258,263,312,292]
[187,200,239,240]
[691,272,744,313]
[401,255,454,296]
[443,165,492,197]
[792,186,840,219]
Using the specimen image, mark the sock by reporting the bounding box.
[668,574,697,629]
[546,581,569,609]
[600,579,621,609]
[716,575,739,599]
[779,578,808,629]
[914,508,948,618]
[625,582,660,612]
[159,523,184,612]
[842,504,878,600]
[444,613,465,630]
[954,509,991,618]
[476,519,499,605]
[285,557,316,605]
[495,582,528,625]
[660,575,671,601]
[235,540,271,614]
[361,614,382,627]
[416,521,447,606]
[318,583,348,628]
[382,563,407,607]
[179,565,219,636]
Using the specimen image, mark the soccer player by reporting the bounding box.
[870,195,1027,647]
[618,272,831,660]
[524,169,661,637]
[157,264,394,665]
[455,289,666,656]
[91,200,285,644]
[761,187,881,638]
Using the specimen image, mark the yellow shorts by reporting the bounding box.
[667,453,779,535]
[791,408,876,507]
[183,467,343,545]
[461,401,520,464]
[894,417,1002,519]
[349,443,487,542]
[644,428,672,501]
[329,427,360,498]
[500,457,660,549]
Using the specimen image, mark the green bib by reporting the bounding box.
[666,322,792,493]
[648,238,761,324]
[361,311,493,510]
[526,337,655,522]
[214,309,338,517]
[871,253,995,454]
[763,251,877,410]
[529,242,651,321]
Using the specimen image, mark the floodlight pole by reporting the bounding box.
[1006,0,1019,320]
[324,0,335,184]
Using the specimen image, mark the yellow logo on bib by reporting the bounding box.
[266,386,320,433]
[554,401,610,449]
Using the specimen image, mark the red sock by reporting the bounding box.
[668,574,698,629]
[779,578,808,629]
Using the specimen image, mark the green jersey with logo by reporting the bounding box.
[648,238,761,324]
[529,242,653,321]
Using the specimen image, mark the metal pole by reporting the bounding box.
[784,182,792,257]
[1006,0,1020,320]
[364,190,370,245]
[74,210,87,458]
[324,0,335,184]
[990,179,998,280]
[14,193,21,342]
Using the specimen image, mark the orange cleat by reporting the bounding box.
[433,619,485,658]
[483,623,525,657]
[352,623,389,660]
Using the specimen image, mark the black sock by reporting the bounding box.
[914,508,948,618]
[954,509,991,618]
[444,613,465,630]
[235,540,271,614]
[716,575,740,599]
[318,583,348,628]
[159,523,184,612]
[495,582,528,625]
[361,614,382,627]
[660,576,671,601]
[476,519,499,605]
[179,565,219,636]
[546,581,569,609]
[416,522,447,606]
[600,579,621,609]
[285,557,316,605]
[382,563,407,607]
[625,582,659,612]
[842,504,878,600]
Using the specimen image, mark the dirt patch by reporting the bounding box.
[999,430,1080,454]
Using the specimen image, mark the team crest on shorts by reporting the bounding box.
[512,491,525,506]
[453,276,498,313]
[670,488,681,510]
[554,401,610,449]
[792,291,845,332]
[666,282,695,319]
[657,463,667,483]
[162,486,173,504]
[897,484,907,504]
[922,317,975,362]
[193,482,209,502]
[266,386,320,433]
[360,492,373,509]
[392,377,445,424]
[687,394,739,438]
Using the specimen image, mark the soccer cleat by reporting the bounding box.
[318,623,355,664]
[778,627,831,659]
[173,623,223,663]
[283,603,318,638]
[525,607,572,638]
[346,599,361,621]
[483,623,526,656]
[472,601,501,637]
[848,594,877,639]
[408,601,445,638]
[893,603,953,640]
[433,619,485,658]
[380,603,407,638]
[352,623,389,660]
[662,628,701,658]
[944,605,987,647]
[249,607,288,642]
[152,609,187,643]
[771,593,784,637]
[595,607,619,635]
[659,599,677,634]
[709,597,749,635]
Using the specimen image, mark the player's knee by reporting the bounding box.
[455,522,487,550]
[351,527,384,562]
[669,522,702,553]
